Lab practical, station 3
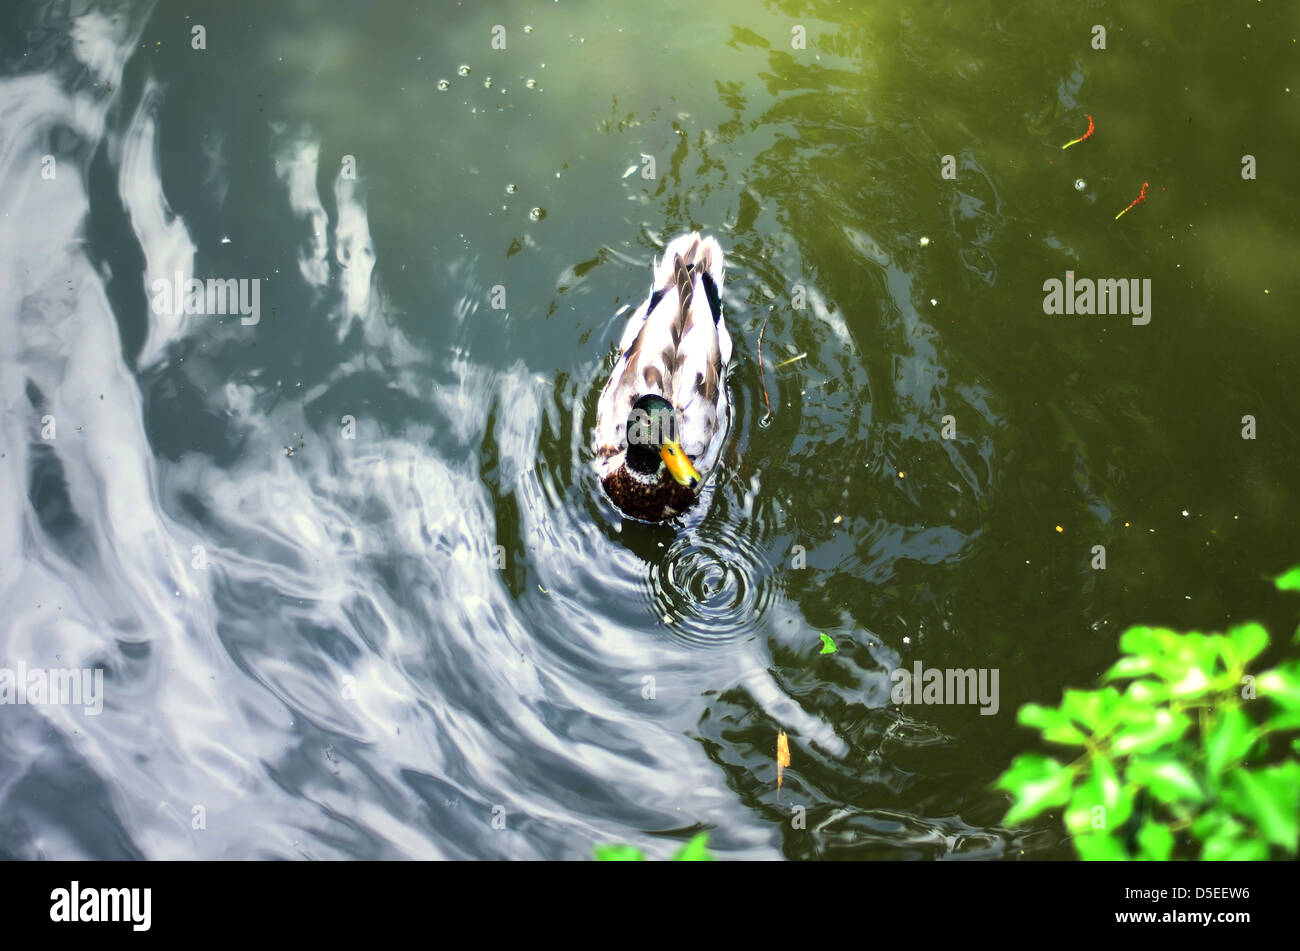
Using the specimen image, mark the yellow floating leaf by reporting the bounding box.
[776,731,790,793]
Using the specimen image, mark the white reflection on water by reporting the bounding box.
[0,2,1015,861]
[0,4,802,859]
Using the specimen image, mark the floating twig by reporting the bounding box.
[776,352,807,368]
[1061,114,1095,150]
[776,730,790,798]
[1114,181,1149,220]
[757,306,773,425]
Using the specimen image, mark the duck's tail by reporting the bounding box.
[653,232,725,290]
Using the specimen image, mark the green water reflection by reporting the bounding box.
[132,0,1299,857]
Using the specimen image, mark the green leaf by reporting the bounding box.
[1064,757,1134,835]
[1226,623,1269,666]
[671,832,714,861]
[1135,821,1175,860]
[997,754,1076,825]
[1192,807,1264,859]
[1191,808,1236,840]
[1074,831,1130,861]
[1265,709,1300,731]
[1060,687,1120,734]
[1126,757,1205,805]
[1168,666,1213,697]
[1111,705,1189,756]
[1258,661,1300,712]
[1103,654,1156,681]
[1064,785,1102,837]
[1202,834,1269,861]
[818,633,837,655]
[1118,625,1175,657]
[1116,627,1187,686]
[594,844,645,861]
[1166,633,1220,697]
[1017,703,1088,745]
[1227,768,1299,852]
[1124,678,1167,705]
[1275,566,1300,592]
[1204,707,1256,779]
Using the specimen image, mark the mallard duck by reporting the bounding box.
[594,232,733,522]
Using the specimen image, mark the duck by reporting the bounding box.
[594,232,733,522]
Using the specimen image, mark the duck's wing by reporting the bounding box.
[594,290,673,457]
[666,251,731,477]
[595,234,731,475]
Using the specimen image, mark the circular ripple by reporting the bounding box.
[645,522,778,647]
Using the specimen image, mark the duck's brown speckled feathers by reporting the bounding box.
[600,467,699,522]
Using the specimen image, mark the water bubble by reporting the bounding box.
[1074,178,1086,191]
[483,77,493,88]
[437,79,450,91]
[505,183,517,194]
[523,25,534,33]
[529,207,546,221]
[525,79,537,89]
[458,65,471,77]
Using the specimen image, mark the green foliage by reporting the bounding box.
[1275,567,1300,593]
[592,844,646,861]
[594,832,714,861]
[671,832,714,861]
[997,567,1300,860]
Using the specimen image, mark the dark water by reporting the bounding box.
[0,0,1296,859]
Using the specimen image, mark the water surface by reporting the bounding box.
[1,0,1296,859]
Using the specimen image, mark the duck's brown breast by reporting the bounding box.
[602,468,700,523]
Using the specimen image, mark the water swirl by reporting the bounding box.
[646,519,778,648]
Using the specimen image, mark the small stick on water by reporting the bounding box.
[776,352,807,368]
[1114,181,1150,220]
[1061,114,1095,150]
[757,306,773,425]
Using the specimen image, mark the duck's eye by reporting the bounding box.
[665,447,676,457]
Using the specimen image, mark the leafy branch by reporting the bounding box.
[997,568,1300,860]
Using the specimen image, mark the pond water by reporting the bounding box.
[0,0,1296,859]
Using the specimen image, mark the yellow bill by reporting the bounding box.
[660,440,700,488]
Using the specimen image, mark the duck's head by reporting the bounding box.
[625,394,700,489]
